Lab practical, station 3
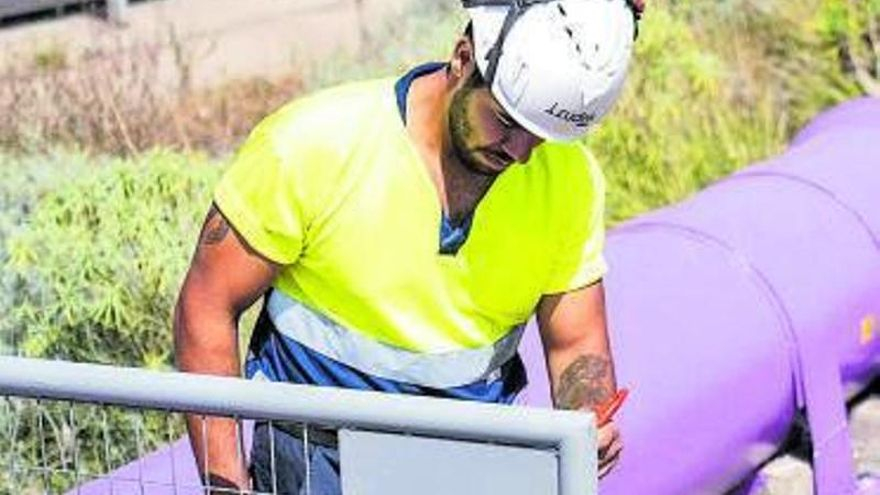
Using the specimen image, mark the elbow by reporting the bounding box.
[172,276,237,374]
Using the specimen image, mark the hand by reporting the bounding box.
[597,420,623,479]
[207,472,250,495]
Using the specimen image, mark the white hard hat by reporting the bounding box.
[464,0,638,141]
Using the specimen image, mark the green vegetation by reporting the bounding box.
[32,44,68,71]
[0,152,217,493]
[2,151,219,366]
[594,0,871,223]
[1,0,879,492]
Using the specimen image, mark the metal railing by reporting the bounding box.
[0,355,597,495]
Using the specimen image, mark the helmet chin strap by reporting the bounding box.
[461,0,642,87]
[461,0,549,86]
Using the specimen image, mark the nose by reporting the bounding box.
[504,129,544,164]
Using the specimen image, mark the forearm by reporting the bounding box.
[174,290,249,491]
[538,282,618,413]
[538,283,623,477]
[547,337,617,413]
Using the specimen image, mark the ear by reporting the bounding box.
[448,35,477,85]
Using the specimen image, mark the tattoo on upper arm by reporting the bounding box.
[556,354,612,411]
[201,206,230,246]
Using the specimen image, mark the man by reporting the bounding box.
[174,0,642,492]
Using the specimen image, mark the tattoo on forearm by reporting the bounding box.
[556,354,613,411]
[201,207,230,245]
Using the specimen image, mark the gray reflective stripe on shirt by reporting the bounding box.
[267,290,524,389]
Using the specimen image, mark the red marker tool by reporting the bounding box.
[595,388,629,426]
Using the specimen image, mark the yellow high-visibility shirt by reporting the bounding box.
[214,77,606,357]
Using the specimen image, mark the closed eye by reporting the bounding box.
[494,108,518,130]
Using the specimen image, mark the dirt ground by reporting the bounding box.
[755,389,880,495]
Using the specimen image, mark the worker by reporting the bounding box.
[174,0,643,492]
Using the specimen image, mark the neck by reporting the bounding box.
[406,69,448,166]
[407,70,494,219]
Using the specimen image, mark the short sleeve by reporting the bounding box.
[542,150,608,294]
[214,123,305,265]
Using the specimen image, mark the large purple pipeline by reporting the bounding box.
[71,99,880,494]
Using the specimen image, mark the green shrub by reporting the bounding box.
[0,150,219,493]
[3,150,221,368]
[588,5,786,223]
[588,0,865,224]
[813,0,880,95]
[0,151,98,355]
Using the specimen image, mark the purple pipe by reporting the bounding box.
[790,97,880,148]
[520,98,880,494]
[70,100,880,494]
[72,439,202,495]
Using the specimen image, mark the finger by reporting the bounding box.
[598,439,623,479]
[599,434,623,466]
[597,421,620,452]
[598,447,621,479]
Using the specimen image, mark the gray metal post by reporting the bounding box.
[0,356,598,494]
[106,0,127,24]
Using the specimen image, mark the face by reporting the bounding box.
[447,72,544,177]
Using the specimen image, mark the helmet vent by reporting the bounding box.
[557,3,567,16]
[563,23,582,54]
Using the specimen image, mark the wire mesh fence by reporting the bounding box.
[0,356,598,495]
[1,397,353,494]
[2,397,190,494]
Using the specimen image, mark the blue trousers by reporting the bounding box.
[250,423,341,495]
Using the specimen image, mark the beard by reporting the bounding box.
[446,82,501,178]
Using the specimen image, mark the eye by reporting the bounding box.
[495,111,516,130]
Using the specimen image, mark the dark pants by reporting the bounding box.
[250,423,341,495]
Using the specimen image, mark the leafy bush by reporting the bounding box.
[588,0,866,224]
[814,0,880,96]
[0,150,219,493]
[593,4,789,223]
[0,151,97,355]
[3,150,220,367]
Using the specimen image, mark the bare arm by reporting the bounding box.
[174,204,278,491]
[537,281,622,478]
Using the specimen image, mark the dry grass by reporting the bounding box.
[0,40,302,157]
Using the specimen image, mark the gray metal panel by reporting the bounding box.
[339,429,560,495]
